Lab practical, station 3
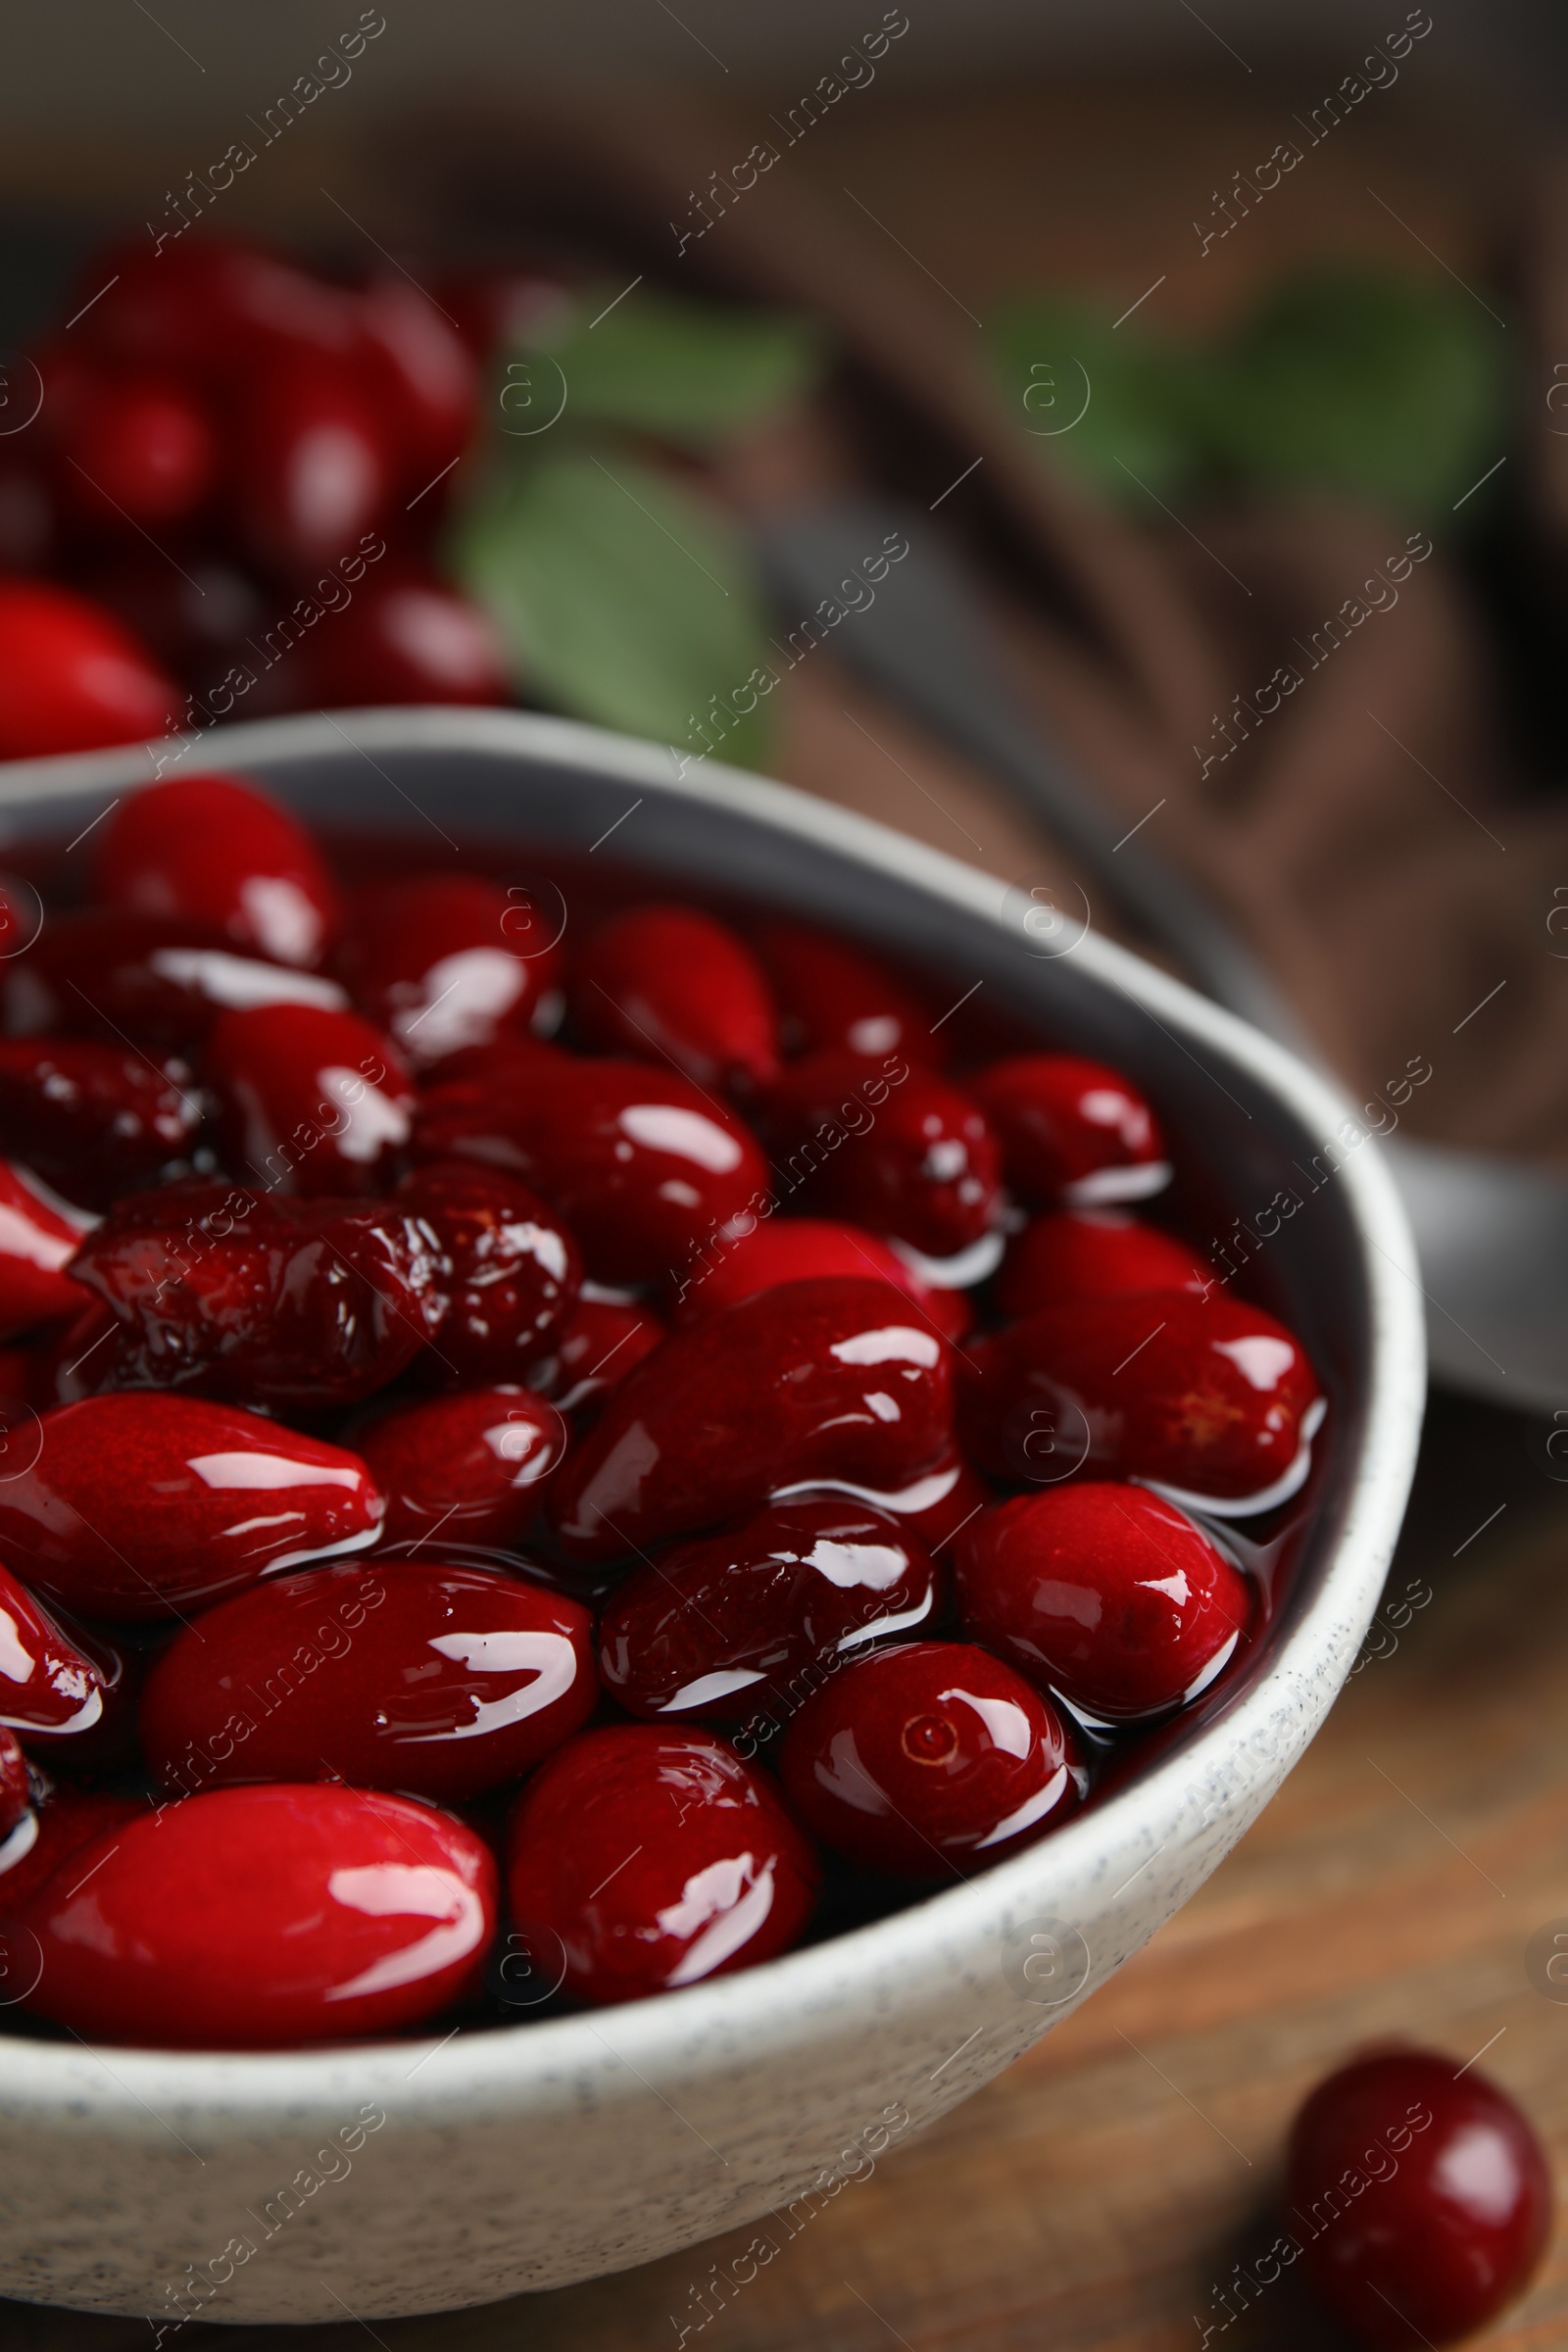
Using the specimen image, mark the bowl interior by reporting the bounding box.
[0,706,1412,2042]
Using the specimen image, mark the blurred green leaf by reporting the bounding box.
[529,289,826,445]
[450,440,774,766]
[989,268,1512,526]
[988,296,1204,508]
[1194,267,1510,516]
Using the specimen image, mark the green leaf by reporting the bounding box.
[988,269,1512,526]
[450,440,775,767]
[988,296,1204,508]
[1196,267,1511,517]
[527,289,826,446]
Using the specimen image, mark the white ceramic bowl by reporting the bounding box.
[0,710,1425,2325]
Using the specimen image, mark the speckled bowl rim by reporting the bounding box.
[0,705,1426,2123]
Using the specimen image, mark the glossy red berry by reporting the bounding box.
[141,1559,597,1803]
[0,1560,118,1741]
[0,1726,28,1850]
[336,876,561,1066]
[549,1276,953,1563]
[760,1051,1002,1262]
[75,547,263,688]
[67,237,224,378]
[204,1003,414,1196]
[75,237,358,391]
[95,773,342,969]
[55,372,218,530]
[435,267,566,362]
[597,1496,942,1728]
[357,279,478,484]
[34,1299,120,1407]
[0,741,1342,2050]
[996,1210,1212,1319]
[523,1290,665,1413]
[301,574,508,710]
[0,1342,47,1421]
[970,1054,1169,1206]
[0,1780,148,1912]
[670,1214,969,1343]
[0,1160,97,1337]
[14,1784,498,2047]
[757,919,944,1064]
[416,1030,567,1095]
[960,1289,1324,1512]
[770,1446,994,1563]
[397,1161,579,1383]
[0,582,175,760]
[1288,2048,1552,2349]
[207,249,360,371]
[0,1037,200,1210]
[68,1181,439,1408]
[954,1484,1251,1721]
[507,1725,819,2006]
[0,1392,383,1619]
[415,1054,770,1285]
[33,334,116,464]
[354,1385,567,1548]
[569,905,779,1090]
[0,909,350,1054]
[227,351,394,576]
[780,1640,1081,1878]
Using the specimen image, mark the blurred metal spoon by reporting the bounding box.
[754,499,1568,1411]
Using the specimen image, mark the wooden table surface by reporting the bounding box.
[8,1393,1566,2352]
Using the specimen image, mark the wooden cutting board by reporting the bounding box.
[9,1392,1568,2352]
